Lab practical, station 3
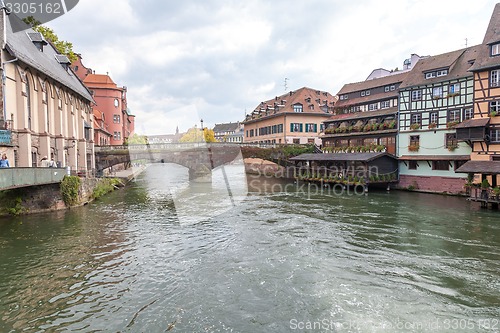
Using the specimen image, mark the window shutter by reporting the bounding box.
[300,124,303,132]
[290,123,294,132]
[314,124,318,132]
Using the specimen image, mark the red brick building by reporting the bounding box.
[72,55,135,146]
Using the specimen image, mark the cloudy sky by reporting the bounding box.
[47,0,497,135]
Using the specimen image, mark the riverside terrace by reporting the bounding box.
[289,152,399,189]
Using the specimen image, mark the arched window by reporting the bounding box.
[25,75,32,130]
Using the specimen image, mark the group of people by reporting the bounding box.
[0,154,57,168]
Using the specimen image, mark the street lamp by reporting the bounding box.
[200,119,204,129]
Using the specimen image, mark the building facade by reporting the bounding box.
[322,69,412,156]
[72,55,135,146]
[397,48,478,194]
[213,122,241,142]
[456,4,500,189]
[243,87,336,145]
[0,12,94,171]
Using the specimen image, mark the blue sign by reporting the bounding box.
[0,130,12,145]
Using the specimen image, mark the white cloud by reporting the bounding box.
[47,0,499,135]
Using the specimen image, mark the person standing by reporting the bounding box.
[0,154,9,168]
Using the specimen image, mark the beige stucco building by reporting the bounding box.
[0,12,94,171]
[243,87,336,145]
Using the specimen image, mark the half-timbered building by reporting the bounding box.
[397,47,479,194]
[455,4,500,208]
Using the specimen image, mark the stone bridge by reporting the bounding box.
[95,143,244,181]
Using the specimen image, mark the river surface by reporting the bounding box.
[0,164,499,333]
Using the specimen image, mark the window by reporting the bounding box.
[26,78,32,130]
[293,139,300,144]
[446,133,457,148]
[411,90,422,101]
[432,87,443,98]
[491,70,500,87]
[430,112,438,125]
[490,101,500,114]
[114,98,119,108]
[463,108,473,120]
[448,110,460,123]
[425,72,436,79]
[436,69,448,77]
[491,43,500,56]
[409,135,420,150]
[305,123,317,133]
[411,113,421,125]
[365,90,370,96]
[490,129,500,142]
[409,161,418,170]
[307,139,315,144]
[432,160,449,171]
[249,129,254,137]
[277,124,283,133]
[290,123,302,132]
[368,103,379,111]
[384,86,390,92]
[340,94,348,100]
[113,131,121,140]
[361,91,365,97]
[320,124,325,132]
[113,114,121,123]
[449,83,460,94]
[293,104,303,113]
[390,85,395,91]
[380,101,390,109]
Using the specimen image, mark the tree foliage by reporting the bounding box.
[23,16,77,62]
[125,133,148,145]
[179,127,216,143]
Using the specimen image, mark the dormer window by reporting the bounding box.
[27,32,47,52]
[425,72,436,79]
[436,69,448,77]
[293,104,303,113]
[491,43,500,56]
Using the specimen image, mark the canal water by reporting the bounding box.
[0,164,499,332]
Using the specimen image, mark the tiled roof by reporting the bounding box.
[84,74,118,89]
[456,160,500,174]
[454,118,490,129]
[400,46,480,89]
[290,152,395,162]
[337,71,409,95]
[4,15,93,102]
[251,86,336,115]
[469,3,500,72]
[213,122,240,133]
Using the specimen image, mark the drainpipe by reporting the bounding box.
[1,57,17,124]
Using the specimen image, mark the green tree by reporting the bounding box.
[179,127,216,143]
[125,133,148,145]
[23,16,77,62]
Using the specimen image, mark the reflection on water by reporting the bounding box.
[0,164,499,332]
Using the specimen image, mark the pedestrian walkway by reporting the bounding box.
[107,164,148,182]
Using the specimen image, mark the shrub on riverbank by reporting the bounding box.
[91,178,124,200]
[60,176,81,207]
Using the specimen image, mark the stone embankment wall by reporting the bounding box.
[0,178,105,217]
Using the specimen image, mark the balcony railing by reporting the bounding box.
[0,168,66,190]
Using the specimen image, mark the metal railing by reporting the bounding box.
[0,168,67,190]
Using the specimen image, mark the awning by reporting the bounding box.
[399,155,470,161]
[455,118,490,129]
[455,160,500,174]
[290,152,396,163]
